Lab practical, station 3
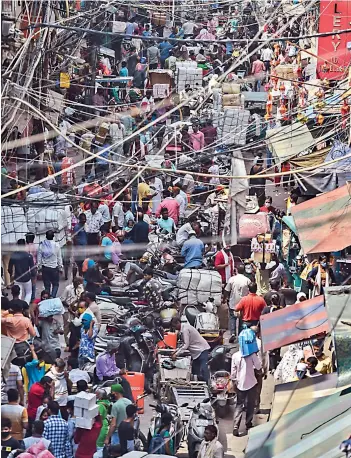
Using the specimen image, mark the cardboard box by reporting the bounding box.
[74,406,84,418]
[75,417,94,430]
[74,392,96,409]
[85,404,100,420]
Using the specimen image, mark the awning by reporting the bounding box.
[282,215,297,234]
[325,285,351,388]
[260,295,330,352]
[246,387,351,458]
[266,122,314,161]
[291,183,351,254]
[270,373,349,420]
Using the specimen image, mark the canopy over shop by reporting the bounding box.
[290,183,351,255]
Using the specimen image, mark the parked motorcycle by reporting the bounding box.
[12,337,55,368]
[148,402,185,454]
[208,345,235,418]
[187,397,216,458]
[106,316,164,391]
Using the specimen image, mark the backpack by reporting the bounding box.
[148,430,166,455]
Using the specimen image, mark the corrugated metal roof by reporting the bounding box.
[246,387,351,458]
[291,183,351,254]
[325,286,351,388]
[260,295,330,352]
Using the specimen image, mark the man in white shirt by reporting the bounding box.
[183,19,197,37]
[171,317,210,383]
[182,173,195,194]
[109,119,125,161]
[37,230,63,298]
[224,265,251,342]
[176,218,197,246]
[112,198,125,230]
[98,202,112,232]
[173,187,186,218]
[198,425,224,458]
[231,347,262,436]
[261,46,273,72]
[84,201,104,246]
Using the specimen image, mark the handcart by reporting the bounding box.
[152,348,192,402]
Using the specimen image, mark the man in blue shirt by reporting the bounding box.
[73,213,87,276]
[95,137,111,178]
[100,228,113,268]
[157,208,175,234]
[181,230,204,268]
[158,39,173,68]
[142,24,152,37]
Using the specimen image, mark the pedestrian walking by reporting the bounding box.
[37,230,63,298]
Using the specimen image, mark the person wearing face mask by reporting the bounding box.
[105,384,132,446]
[78,313,98,369]
[1,417,22,458]
[259,196,276,214]
[198,425,224,458]
[307,255,336,296]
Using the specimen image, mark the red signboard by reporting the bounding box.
[317,0,351,80]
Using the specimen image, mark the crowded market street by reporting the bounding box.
[1,1,351,458]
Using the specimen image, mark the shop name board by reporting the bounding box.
[317,0,351,80]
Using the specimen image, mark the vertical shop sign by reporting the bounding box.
[317,0,351,80]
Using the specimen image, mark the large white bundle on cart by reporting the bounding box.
[26,190,71,247]
[177,269,222,306]
[1,205,29,245]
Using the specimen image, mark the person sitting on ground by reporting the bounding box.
[67,357,90,384]
[181,230,204,268]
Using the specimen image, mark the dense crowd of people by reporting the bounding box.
[1,1,341,457]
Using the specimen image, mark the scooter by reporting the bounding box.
[107,317,164,392]
[187,397,216,458]
[148,402,185,454]
[183,298,223,350]
[208,345,235,418]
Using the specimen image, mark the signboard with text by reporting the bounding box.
[317,0,351,80]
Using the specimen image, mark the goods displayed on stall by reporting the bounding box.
[176,62,203,92]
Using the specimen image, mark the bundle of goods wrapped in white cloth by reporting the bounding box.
[38,298,64,317]
[177,269,222,306]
